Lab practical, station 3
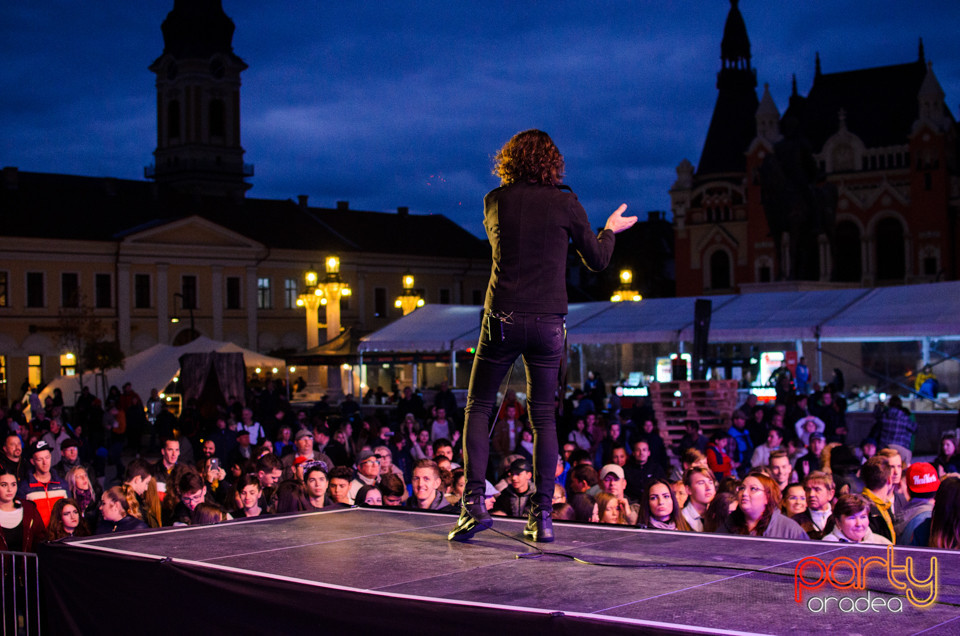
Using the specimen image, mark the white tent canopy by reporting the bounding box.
[357,281,960,353]
[40,336,284,406]
[359,304,486,353]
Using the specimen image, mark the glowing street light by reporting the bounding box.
[395,271,425,315]
[296,257,351,398]
[611,268,642,302]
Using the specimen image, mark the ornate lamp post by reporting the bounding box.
[394,272,425,316]
[295,257,351,397]
[296,266,322,349]
[610,269,642,302]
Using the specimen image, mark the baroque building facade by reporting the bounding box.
[671,0,960,296]
[0,1,489,403]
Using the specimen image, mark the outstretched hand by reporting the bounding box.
[604,204,637,234]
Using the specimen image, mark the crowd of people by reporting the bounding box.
[1,374,959,555]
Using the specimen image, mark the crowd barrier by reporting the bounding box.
[1,551,41,635]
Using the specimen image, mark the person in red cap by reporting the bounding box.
[896,462,939,545]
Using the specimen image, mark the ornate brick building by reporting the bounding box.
[671,0,959,296]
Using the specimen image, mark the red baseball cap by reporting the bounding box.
[906,462,940,494]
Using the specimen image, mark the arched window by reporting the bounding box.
[709,250,731,290]
[834,221,862,282]
[875,217,906,281]
[167,100,181,140]
[209,99,225,137]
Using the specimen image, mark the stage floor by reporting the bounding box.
[43,508,960,635]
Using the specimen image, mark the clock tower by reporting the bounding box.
[147,0,252,197]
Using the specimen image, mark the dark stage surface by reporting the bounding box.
[40,508,960,635]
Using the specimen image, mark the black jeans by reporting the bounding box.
[462,311,564,511]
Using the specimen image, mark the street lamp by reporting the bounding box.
[394,271,425,315]
[296,265,323,350]
[170,292,198,341]
[296,257,351,398]
[610,269,642,302]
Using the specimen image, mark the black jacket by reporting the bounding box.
[483,183,615,314]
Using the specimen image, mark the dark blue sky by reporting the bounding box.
[2,1,958,237]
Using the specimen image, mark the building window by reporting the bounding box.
[834,221,862,282]
[0,272,7,307]
[758,265,771,283]
[61,273,80,308]
[709,251,731,290]
[134,274,151,309]
[439,289,451,304]
[95,273,112,308]
[374,287,388,318]
[182,275,198,309]
[210,99,225,137]
[257,278,272,309]
[875,218,906,281]
[59,353,77,376]
[471,289,483,305]
[168,100,180,140]
[26,272,44,308]
[28,355,42,388]
[284,278,298,309]
[226,277,241,310]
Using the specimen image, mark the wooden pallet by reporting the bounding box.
[648,380,739,443]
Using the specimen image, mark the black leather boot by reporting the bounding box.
[523,508,554,543]
[448,497,492,542]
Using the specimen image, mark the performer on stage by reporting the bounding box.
[449,129,635,543]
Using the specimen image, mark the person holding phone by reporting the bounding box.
[449,129,635,543]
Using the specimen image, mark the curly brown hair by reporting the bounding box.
[493,129,565,185]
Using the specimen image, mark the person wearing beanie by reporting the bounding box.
[896,462,939,545]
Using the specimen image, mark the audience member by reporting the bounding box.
[46,497,91,540]
[861,455,896,543]
[0,469,46,552]
[897,462,939,545]
[681,467,716,532]
[925,476,960,549]
[302,463,332,510]
[822,494,891,545]
[492,459,535,517]
[597,464,640,525]
[17,440,67,526]
[96,486,149,534]
[719,472,807,540]
[327,466,354,506]
[932,434,958,476]
[407,460,455,512]
[636,478,690,531]
[790,471,834,540]
[355,485,383,508]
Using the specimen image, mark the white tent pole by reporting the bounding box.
[795,339,803,359]
[922,337,930,366]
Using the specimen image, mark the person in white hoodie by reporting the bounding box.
[822,493,891,545]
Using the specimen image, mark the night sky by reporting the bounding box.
[2,1,959,238]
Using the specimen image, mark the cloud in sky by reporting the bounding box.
[2,1,959,238]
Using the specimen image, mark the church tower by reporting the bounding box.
[147,0,252,196]
[697,0,759,176]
